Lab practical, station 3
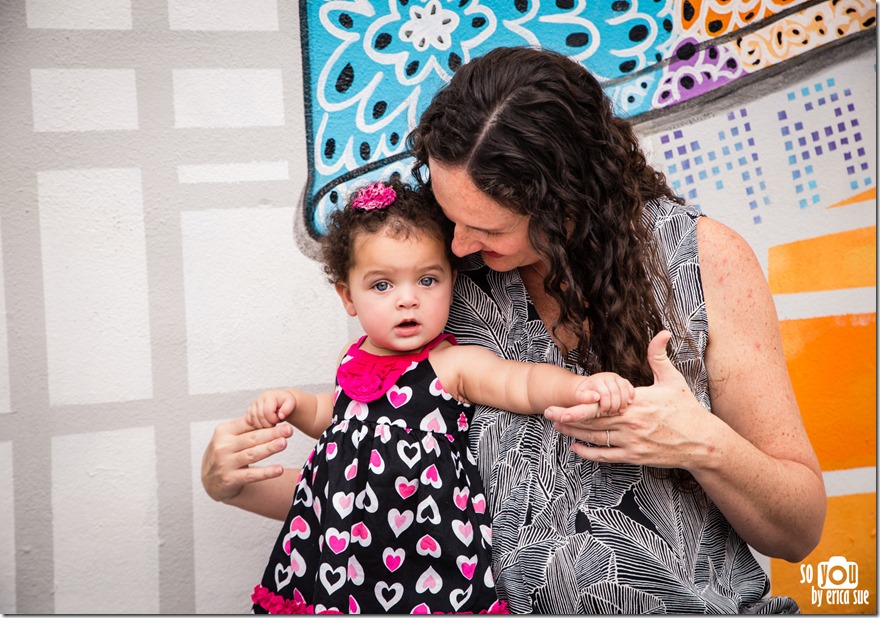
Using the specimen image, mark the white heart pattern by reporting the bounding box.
[415,566,443,594]
[319,564,346,595]
[387,508,414,537]
[419,409,447,433]
[397,441,421,468]
[375,582,404,610]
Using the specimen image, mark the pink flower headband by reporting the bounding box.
[351,182,396,211]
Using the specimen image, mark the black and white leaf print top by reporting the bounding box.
[444,198,798,614]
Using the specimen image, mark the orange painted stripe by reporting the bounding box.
[828,187,876,209]
[770,492,876,614]
[768,227,876,294]
[780,314,876,472]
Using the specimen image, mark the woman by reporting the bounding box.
[202,47,825,613]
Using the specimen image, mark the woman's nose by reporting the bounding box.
[451,227,480,257]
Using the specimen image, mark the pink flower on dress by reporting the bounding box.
[351,182,396,211]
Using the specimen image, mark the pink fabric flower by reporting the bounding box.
[351,182,396,211]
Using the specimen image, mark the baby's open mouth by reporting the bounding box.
[397,320,418,328]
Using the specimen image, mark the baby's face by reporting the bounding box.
[336,229,454,356]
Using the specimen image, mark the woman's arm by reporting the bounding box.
[688,217,825,559]
[546,218,825,561]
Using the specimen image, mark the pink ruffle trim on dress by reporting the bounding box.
[337,333,456,403]
[251,586,509,615]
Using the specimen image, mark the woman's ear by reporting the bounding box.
[335,281,358,317]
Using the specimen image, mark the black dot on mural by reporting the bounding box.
[776,31,783,44]
[406,60,419,76]
[792,28,800,35]
[745,11,755,20]
[655,52,662,61]
[390,132,400,145]
[556,0,574,8]
[726,58,737,69]
[566,32,590,47]
[375,33,392,49]
[663,18,672,32]
[459,0,469,6]
[611,0,629,11]
[339,13,353,28]
[619,60,636,73]
[324,138,335,159]
[449,52,462,71]
[629,24,648,42]
[372,101,387,119]
[360,142,371,160]
[335,63,354,93]
[400,0,408,5]
[329,191,339,204]
[661,91,670,99]
[708,19,723,33]
[514,0,528,13]
[675,42,696,61]
[815,14,823,21]
[627,95,635,103]
[640,81,648,89]
[682,0,695,21]
[680,76,694,89]
[708,46,718,59]
[472,16,486,28]
[864,16,875,26]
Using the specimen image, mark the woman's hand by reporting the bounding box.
[201,416,297,520]
[545,331,714,467]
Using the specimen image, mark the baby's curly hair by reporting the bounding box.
[321,177,457,284]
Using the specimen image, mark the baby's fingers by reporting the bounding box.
[276,396,296,421]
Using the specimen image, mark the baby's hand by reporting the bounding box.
[245,389,297,429]
[582,372,634,417]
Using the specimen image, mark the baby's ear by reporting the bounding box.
[334,281,357,317]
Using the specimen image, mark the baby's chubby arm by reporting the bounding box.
[429,343,633,415]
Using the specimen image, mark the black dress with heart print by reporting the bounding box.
[252,334,507,614]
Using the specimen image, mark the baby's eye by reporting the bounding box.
[419,276,437,287]
[373,281,390,292]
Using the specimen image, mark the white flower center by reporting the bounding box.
[399,0,460,52]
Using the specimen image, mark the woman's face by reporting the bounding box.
[428,159,540,272]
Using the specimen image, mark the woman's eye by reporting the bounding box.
[419,276,436,286]
[373,281,390,292]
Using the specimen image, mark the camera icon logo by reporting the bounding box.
[818,556,859,589]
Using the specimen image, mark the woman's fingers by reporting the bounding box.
[235,423,292,466]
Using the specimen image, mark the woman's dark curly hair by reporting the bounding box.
[408,46,685,386]
[321,177,457,284]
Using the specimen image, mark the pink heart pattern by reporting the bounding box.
[251,335,502,614]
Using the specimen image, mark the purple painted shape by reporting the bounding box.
[654,39,744,108]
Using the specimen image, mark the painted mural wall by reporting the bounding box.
[0,0,874,614]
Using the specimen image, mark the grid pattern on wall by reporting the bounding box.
[0,1,348,613]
